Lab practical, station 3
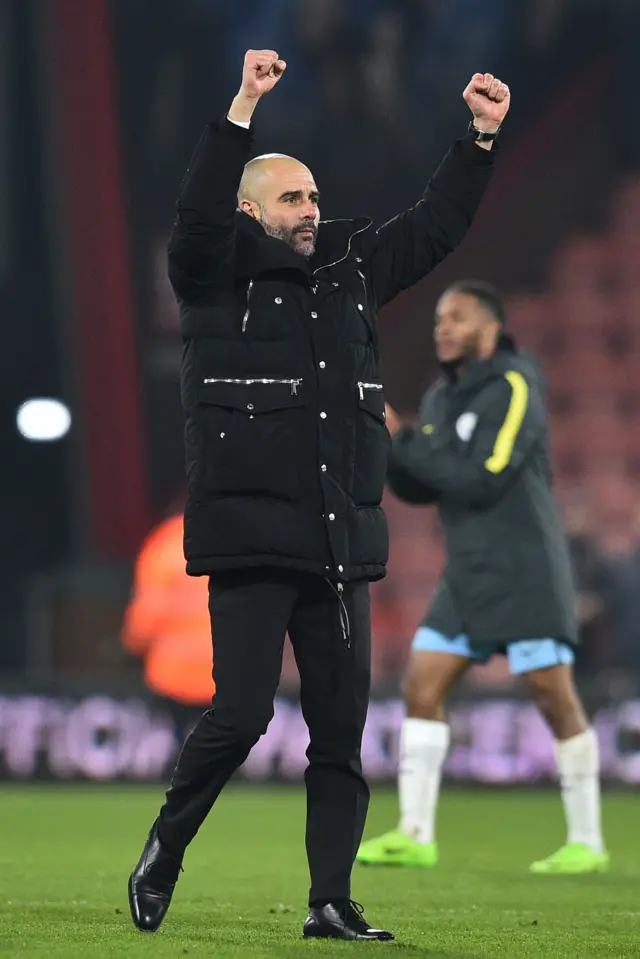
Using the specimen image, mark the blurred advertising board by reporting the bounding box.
[1,693,639,784]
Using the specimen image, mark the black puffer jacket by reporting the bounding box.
[169,117,496,581]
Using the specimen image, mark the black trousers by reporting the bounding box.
[156,568,371,904]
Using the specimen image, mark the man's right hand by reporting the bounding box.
[229,50,286,124]
[385,404,403,437]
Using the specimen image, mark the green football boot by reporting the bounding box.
[356,829,438,868]
[529,842,610,875]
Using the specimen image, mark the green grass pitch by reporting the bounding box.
[0,786,638,957]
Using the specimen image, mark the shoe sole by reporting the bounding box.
[530,865,610,875]
[303,930,359,941]
[530,859,610,875]
[303,930,395,942]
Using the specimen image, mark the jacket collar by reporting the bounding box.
[235,211,372,280]
[312,217,373,275]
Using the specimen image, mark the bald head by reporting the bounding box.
[238,154,307,203]
[238,153,320,257]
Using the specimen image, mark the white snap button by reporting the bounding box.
[338,565,344,572]
[328,513,335,521]
[319,361,326,369]
[357,304,364,311]
[311,311,318,319]
[274,297,283,304]
[320,412,327,419]
[321,464,327,472]
[246,403,254,411]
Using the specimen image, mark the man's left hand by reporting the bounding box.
[463,73,511,134]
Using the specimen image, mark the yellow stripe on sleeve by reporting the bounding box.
[484,370,529,475]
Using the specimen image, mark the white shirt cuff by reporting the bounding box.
[227,116,250,129]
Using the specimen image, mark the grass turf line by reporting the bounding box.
[0,786,638,958]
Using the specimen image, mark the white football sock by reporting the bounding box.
[555,728,604,854]
[398,718,450,844]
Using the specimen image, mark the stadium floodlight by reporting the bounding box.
[16,397,72,442]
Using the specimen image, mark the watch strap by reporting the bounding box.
[468,120,501,142]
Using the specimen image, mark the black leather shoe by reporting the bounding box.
[128,819,183,932]
[303,900,394,941]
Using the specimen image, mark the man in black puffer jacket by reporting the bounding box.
[128,50,510,942]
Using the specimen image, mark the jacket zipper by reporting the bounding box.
[357,381,383,400]
[203,376,303,396]
[312,221,372,278]
[241,279,254,333]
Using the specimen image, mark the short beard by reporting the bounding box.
[259,206,317,258]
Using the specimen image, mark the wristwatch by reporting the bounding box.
[468,120,501,142]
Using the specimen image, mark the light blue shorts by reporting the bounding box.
[412,627,574,676]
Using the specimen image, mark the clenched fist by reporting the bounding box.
[229,50,287,124]
[463,73,511,133]
[241,49,286,100]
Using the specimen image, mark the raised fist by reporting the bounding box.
[240,50,286,100]
[463,74,511,133]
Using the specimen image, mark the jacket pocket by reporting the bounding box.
[450,549,515,634]
[352,382,390,506]
[198,377,304,501]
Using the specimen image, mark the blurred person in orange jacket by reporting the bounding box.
[122,511,214,706]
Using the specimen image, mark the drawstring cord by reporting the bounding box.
[325,579,351,650]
